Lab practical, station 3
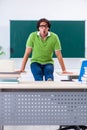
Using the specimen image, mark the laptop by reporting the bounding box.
[78,59,87,81]
[0,59,20,79]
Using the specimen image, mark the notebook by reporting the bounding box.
[0,78,19,84]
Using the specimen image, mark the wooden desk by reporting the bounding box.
[0,81,87,130]
[0,81,87,89]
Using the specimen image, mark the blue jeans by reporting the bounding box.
[30,62,54,81]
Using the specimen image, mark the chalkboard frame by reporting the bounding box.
[10,20,85,58]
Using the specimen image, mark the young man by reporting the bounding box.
[19,18,71,81]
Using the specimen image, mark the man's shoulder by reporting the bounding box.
[50,32,58,37]
[29,31,37,38]
[30,31,37,36]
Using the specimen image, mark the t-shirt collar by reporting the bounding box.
[37,31,50,37]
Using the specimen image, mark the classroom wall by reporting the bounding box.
[0,1,87,130]
[0,0,87,69]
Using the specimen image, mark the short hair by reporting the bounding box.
[37,18,51,30]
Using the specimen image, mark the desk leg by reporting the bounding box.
[0,126,4,130]
[58,125,87,130]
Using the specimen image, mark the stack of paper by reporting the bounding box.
[0,72,20,84]
[0,59,21,83]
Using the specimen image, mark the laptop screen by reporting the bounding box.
[78,60,87,81]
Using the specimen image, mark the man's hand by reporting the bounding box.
[14,70,26,74]
[62,71,73,74]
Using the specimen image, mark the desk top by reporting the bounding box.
[0,81,87,89]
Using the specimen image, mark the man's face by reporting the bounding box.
[39,22,49,37]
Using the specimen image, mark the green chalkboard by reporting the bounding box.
[10,20,85,58]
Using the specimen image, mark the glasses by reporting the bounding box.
[39,24,48,28]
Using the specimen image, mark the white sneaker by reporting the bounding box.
[47,78,52,81]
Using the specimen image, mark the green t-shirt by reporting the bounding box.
[26,31,61,64]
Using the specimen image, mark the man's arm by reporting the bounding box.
[20,47,32,72]
[55,50,66,73]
